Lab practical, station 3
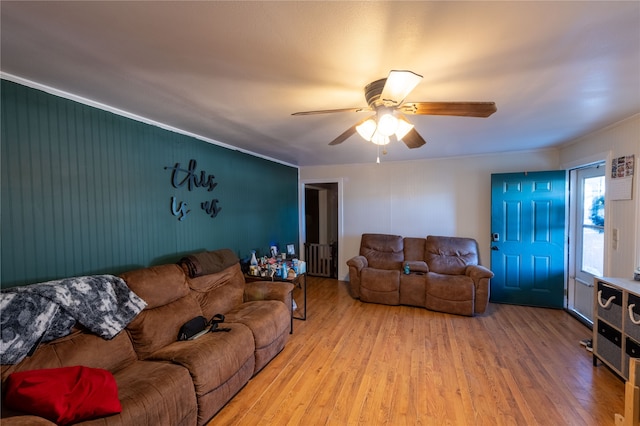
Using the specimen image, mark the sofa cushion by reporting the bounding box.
[0,275,146,366]
[226,300,291,373]
[1,345,198,426]
[188,263,245,317]
[147,322,255,424]
[192,359,254,425]
[1,330,138,382]
[226,301,289,351]
[126,294,203,360]
[121,264,189,309]
[360,234,404,270]
[426,273,475,301]
[399,273,427,307]
[403,237,426,261]
[425,236,479,275]
[148,322,254,390]
[83,360,197,426]
[360,268,400,305]
[0,415,56,425]
[425,272,475,316]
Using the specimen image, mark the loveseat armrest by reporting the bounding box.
[465,265,494,315]
[347,255,367,271]
[346,256,368,299]
[465,264,494,281]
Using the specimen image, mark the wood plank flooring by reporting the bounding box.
[211,276,624,425]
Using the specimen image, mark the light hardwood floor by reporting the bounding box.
[211,276,624,425]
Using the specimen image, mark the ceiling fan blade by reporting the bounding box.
[329,125,358,146]
[292,107,370,116]
[400,128,427,149]
[401,101,497,117]
[379,70,423,106]
[328,116,374,145]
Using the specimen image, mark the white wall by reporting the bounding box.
[559,114,640,278]
[301,149,560,280]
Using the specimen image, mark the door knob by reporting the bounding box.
[491,246,499,251]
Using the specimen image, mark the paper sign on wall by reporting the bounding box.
[610,155,635,201]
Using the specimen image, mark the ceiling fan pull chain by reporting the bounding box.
[376,145,380,164]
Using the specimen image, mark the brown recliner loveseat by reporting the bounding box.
[347,234,494,316]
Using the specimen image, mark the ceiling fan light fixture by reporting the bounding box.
[371,131,390,146]
[356,118,377,141]
[376,112,398,137]
[395,116,414,140]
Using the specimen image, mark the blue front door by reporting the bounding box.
[490,171,566,308]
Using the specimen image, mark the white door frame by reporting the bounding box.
[563,151,610,324]
[299,178,345,280]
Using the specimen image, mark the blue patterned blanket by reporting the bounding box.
[1,275,147,364]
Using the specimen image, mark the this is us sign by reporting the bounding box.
[164,159,221,221]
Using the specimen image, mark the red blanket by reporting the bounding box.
[4,366,122,425]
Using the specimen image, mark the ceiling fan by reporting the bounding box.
[292,70,497,150]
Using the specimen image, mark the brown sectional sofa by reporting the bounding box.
[347,234,494,316]
[1,252,293,426]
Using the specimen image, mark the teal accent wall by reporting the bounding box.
[1,80,299,288]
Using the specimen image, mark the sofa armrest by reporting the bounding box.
[244,281,294,304]
[465,265,494,315]
[346,256,368,299]
[244,281,295,320]
[405,261,429,273]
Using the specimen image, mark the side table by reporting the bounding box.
[244,272,307,324]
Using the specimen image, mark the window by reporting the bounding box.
[577,170,605,280]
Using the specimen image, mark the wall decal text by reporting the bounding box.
[165,159,222,221]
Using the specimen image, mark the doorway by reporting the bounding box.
[303,183,338,278]
[567,162,606,324]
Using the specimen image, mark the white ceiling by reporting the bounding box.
[1,1,639,167]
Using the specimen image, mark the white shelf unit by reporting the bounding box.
[593,277,640,380]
